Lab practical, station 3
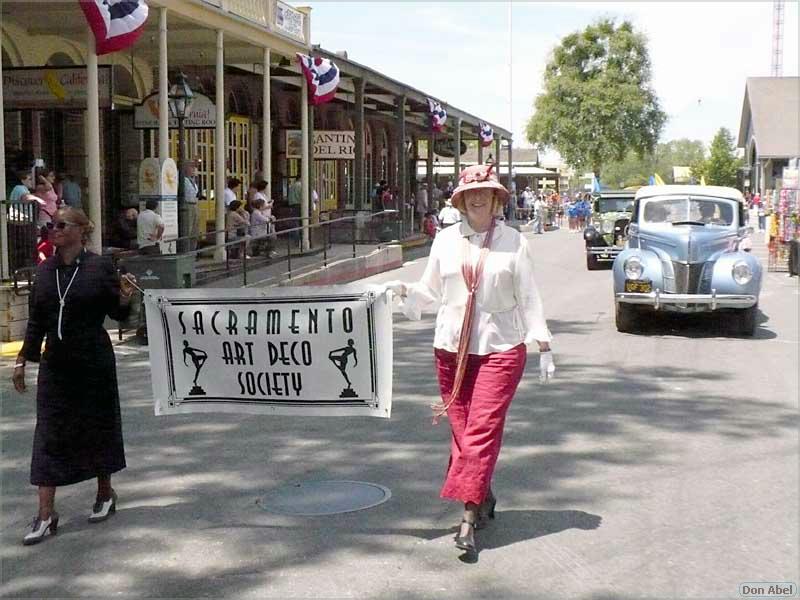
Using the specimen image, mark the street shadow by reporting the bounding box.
[625,307,777,340]
[454,509,602,563]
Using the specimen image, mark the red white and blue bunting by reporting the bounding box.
[79,0,149,56]
[297,54,340,106]
[479,122,494,147]
[427,98,447,132]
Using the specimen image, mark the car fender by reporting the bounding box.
[613,247,664,294]
[709,251,763,297]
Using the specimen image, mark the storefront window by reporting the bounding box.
[314,160,338,212]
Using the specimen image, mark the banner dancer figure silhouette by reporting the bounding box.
[328,339,359,398]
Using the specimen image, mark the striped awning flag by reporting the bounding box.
[427,98,447,132]
[479,122,494,147]
[79,0,149,55]
[297,54,340,106]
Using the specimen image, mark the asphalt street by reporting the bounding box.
[1,226,797,599]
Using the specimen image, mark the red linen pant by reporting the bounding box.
[435,344,527,505]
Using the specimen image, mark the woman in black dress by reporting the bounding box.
[12,207,137,545]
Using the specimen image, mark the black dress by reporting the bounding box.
[21,249,130,486]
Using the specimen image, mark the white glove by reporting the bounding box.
[383,280,407,299]
[539,351,556,383]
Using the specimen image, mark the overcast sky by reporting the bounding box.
[305,1,799,159]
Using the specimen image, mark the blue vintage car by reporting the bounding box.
[613,185,762,335]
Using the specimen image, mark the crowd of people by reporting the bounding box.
[412,177,596,241]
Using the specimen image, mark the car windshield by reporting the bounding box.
[596,198,634,213]
[641,196,736,226]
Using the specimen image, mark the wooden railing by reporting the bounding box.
[199,0,308,44]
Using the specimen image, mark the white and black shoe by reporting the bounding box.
[88,490,117,523]
[23,512,59,545]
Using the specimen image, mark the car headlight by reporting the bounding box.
[583,227,597,241]
[624,256,644,280]
[732,261,753,285]
[601,220,614,234]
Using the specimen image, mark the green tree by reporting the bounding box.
[699,128,741,187]
[526,19,667,178]
[601,138,706,188]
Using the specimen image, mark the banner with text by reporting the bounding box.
[144,285,393,418]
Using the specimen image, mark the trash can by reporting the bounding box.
[117,254,196,344]
[789,239,800,277]
[118,253,196,290]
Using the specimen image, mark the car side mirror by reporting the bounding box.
[628,223,638,236]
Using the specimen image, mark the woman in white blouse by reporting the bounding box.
[386,163,554,556]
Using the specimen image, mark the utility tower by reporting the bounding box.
[771,0,785,77]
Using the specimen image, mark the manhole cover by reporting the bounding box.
[261,480,391,516]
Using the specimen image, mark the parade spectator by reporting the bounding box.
[34,174,59,227]
[384,164,553,557]
[431,184,443,210]
[422,210,439,239]
[226,200,250,259]
[224,177,241,208]
[380,184,394,212]
[60,173,82,209]
[249,197,275,256]
[416,183,429,229]
[438,198,461,228]
[9,170,35,204]
[520,187,534,220]
[181,162,202,251]
[111,208,139,250]
[137,200,164,255]
[531,195,546,234]
[36,225,55,264]
[13,207,137,545]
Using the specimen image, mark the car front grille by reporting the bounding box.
[672,262,705,293]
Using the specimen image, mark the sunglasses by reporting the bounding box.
[47,221,79,230]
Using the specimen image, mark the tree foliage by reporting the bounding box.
[691,128,741,187]
[602,139,706,188]
[526,19,667,178]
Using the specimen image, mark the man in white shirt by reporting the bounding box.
[530,196,546,234]
[223,177,241,208]
[181,162,202,251]
[438,198,461,228]
[137,199,165,255]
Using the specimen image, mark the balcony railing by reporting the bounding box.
[200,0,308,44]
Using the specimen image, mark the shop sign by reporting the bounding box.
[286,130,356,160]
[433,138,467,158]
[274,1,305,41]
[138,158,179,254]
[134,92,217,129]
[2,66,112,109]
[782,167,799,189]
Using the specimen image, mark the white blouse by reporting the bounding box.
[399,220,552,354]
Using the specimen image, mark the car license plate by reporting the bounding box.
[625,280,652,293]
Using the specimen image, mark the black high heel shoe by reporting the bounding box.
[23,512,59,545]
[454,519,477,553]
[475,493,497,530]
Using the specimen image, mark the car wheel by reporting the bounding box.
[586,253,600,270]
[615,302,639,333]
[736,304,758,336]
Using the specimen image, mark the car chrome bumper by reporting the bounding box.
[616,289,757,310]
[587,246,623,260]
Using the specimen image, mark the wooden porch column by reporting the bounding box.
[396,94,407,211]
[453,117,462,179]
[214,30,226,262]
[353,78,365,210]
[158,7,169,159]
[85,28,102,252]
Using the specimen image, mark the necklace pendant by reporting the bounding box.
[59,299,65,307]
